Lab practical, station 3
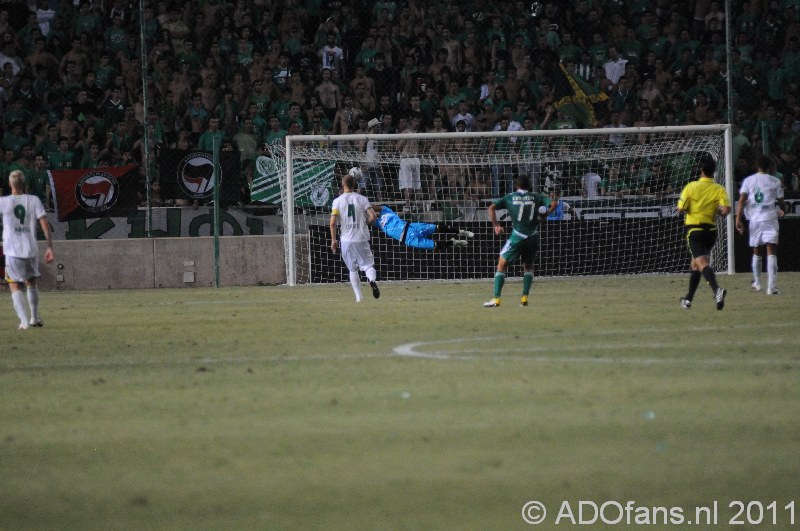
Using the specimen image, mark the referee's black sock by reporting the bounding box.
[701,266,719,291]
[686,270,702,300]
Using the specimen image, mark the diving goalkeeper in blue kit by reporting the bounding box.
[373,205,474,250]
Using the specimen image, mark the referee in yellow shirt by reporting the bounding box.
[676,157,732,310]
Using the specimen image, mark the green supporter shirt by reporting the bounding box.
[558,44,582,64]
[620,39,643,65]
[667,153,695,191]
[3,133,30,156]
[767,67,788,101]
[36,138,60,160]
[250,95,270,115]
[105,26,127,54]
[49,150,77,170]
[601,176,631,193]
[74,12,101,34]
[264,129,287,147]
[685,84,720,107]
[354,48,379,72]
[646,37,671,61]
[94,64,116,89]
[197,130,225,152]
[493,189,550,237]
[27,168,50,203]
[588,44,608,67]
[80,153,100,169]
[442,92,465,113]
[783,50,800,81]
[177,51,201,69]
[630,167,653,191]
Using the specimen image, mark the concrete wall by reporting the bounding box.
[37,236,286,290]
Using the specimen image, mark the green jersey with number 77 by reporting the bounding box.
[493,190,551,238]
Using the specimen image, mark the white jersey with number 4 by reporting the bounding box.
[1,194,46,259]
[331,192,372,242]
[739,172,784,223]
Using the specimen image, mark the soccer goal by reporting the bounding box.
[267,125,733,285]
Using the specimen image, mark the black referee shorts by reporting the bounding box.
[685,224,718,258]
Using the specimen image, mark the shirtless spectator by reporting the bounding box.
[462,28,485,72]
[56,105,80,145]
[352,82,375,115]
[197,69,221,116]
[59,36,91,79]
[348,64,375,100]
[168,62,196,115]
[332,95,361,135]
[314,68,341,119]
[428,49,451,86]
[26,37,58,78]
[440,27,462,75]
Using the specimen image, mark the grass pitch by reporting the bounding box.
[2,273,799,530]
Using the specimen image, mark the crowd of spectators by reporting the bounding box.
[0,0,798,208]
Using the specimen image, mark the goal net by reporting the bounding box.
[257,125,733,285]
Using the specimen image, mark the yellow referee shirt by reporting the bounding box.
[677,177,731,226]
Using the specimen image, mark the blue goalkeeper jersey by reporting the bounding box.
[376,205,406,241]
[375,205,438,249]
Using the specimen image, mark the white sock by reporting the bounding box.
[11,291,28,325]
[27,287,40,322]
[365,267,377,283]
[349,270,363,301]
[767,255,778,292]
[752,255,762,287]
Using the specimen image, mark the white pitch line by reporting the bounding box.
[392,321,797,351]
[393,336,800,366]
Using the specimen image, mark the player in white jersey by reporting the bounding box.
[1,170,54,330]
[735,155,786,295]
[329,172,380,302]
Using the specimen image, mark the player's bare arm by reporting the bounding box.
[39,216,54,264]
[735,192,748,233]
[329,213,339,253]
[488,203,503,236]
[777,197,786,218]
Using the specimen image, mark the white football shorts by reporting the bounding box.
[340,240,375,272]
[4,255,40,283]
[748,219,779,247]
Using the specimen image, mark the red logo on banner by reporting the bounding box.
[76,171,119,213]
[178,153,215,198]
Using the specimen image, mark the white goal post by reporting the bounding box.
[270,125,733,286]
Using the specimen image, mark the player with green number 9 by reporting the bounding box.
[1,170,54,330]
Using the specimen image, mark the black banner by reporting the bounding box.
[157,149,241,206]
